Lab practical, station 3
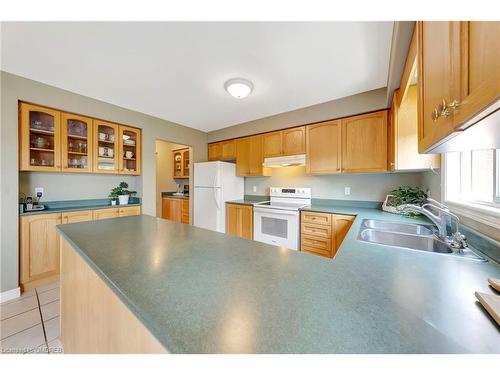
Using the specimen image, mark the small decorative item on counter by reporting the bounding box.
[383,186,428,216]
[109,181,137,205]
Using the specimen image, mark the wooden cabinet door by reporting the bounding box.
[333,215,355,255]
[341,111,388,173]
[248,135,265,175]
[20,213,62,286]
[61,210,93,224]
[418,21,461,153]
[61,113,93,173]
[283,126,305,155]
[93,120,119,173]
[181,200,190,224]
[226,204,253,240]
[220,140,236,160]
[93,208,119,220]
[119,126,141,175]
[208,143,222,161]
[453,22,500,129]
[19,102,61,172]
[119,206,141,217]
[306,120,341,174]
[235,137,251,176]
[162,198,182,223]
[263,131,283,157]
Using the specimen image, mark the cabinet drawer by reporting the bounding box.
[301,222,331,238]
[119,206,141,217]
[301,211,332,226]
[301,235,332,257]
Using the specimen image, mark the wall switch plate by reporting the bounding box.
[35,187,44,198]
[253,186,257,193]
[344,187,351,196]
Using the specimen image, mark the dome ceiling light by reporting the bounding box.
[224,78,253,99]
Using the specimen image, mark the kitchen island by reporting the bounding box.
[57,213,500,353]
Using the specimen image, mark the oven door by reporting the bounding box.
[253,207,300,250]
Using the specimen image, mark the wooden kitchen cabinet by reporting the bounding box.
[19,213,62,290]
[162,197,188,223]
[19,103,62,172]
[300,211,354,258]
[208,143,222,161]
[341,111,388,173]
[61,210,93,224]
[208,140,236,161]
[119,125,141,175]
[306,120,342,175]
[119,206,142,217]
[235,136,271,177]
[93,207,120,220]
[417,21,499,153]
[93,119,120,174]
[283,126,306,155]
[173,147,189,178]
[226,203,253,240]
[61,113,94,173]
[263,131,283,157]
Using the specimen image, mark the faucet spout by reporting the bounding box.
[397,203,447,237]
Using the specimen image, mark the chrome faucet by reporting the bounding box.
[397,202,468,249]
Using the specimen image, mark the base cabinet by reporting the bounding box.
[226,204,253,240]
[300,212,354,258]
[162,197,189,224]
[19,206,141,290]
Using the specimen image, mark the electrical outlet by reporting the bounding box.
[253,186,257,193]
[35,187,44,198]
[344,187,351,196]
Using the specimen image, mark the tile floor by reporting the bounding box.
[0,281,63,354]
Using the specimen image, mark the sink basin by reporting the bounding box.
[357,219,486,261]
[359,229,452,253]
[362,219,434,235]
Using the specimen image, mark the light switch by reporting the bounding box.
[253,186,257,193]
[344,187,351,196]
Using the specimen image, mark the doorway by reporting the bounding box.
[155,140,192,223]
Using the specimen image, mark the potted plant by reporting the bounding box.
[109,182,136,205]
[383,186,428,216]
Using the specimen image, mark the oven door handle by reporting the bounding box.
[253,207,299,216]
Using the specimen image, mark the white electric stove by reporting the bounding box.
[253,187,311,250]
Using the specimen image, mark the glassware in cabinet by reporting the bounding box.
[119,125,141,175]
[19,103,61,171]
[93,120,119,173]
[61,113,93,172]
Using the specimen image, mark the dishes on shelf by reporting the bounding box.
[98,146,114,157]
[123,139,136,146]
[99,132,115,142]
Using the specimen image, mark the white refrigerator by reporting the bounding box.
[193,161,244,233]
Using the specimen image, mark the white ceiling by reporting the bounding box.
[1,22,394,132]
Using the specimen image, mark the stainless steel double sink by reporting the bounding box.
[357,219,486,261]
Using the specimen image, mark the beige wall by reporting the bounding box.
[0,71,207,293]
[155,140,189,217]
[207,88,388,142]
[244,167,437,201]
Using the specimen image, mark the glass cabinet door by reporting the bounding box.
[173,150,183,178]
[19,103,61,171]
[118,126,141,175]
[182,149,190,177]
[93,120,119,173]
[61,113,93,173]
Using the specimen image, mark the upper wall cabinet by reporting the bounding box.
[306,120,341,175]
[418,21,500,153]
[19,103,61,172]
[61,112,93,173]
[173,147,189,178]
[119,125,141,175]
[235,135,271,177]
[262,126,306,158]
[19,102,142,175]
[208,140,236,161]
[93,120,119,174]
[341,110,388,173]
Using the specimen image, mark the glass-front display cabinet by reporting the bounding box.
[93,120,119,173]
[61,113,93,173]
[172,147,189,178]
[119,126,141,175]
[182,148,190,177]
[19,103,61,171]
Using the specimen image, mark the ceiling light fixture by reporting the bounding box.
[224,78,253,99]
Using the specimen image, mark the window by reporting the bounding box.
[445,149,500,211]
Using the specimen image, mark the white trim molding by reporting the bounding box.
[0,287,21,303]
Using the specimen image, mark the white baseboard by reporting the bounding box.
[0,287,21,303]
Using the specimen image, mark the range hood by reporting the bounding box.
[263,154,306,168]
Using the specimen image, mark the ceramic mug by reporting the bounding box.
[125,151,133,159]
[99,133,107,141]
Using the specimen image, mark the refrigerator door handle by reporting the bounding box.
[213,187,220,209]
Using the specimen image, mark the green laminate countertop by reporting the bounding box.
[57,211,500,354]
[19,198,141,216]
[226,195,269,206]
